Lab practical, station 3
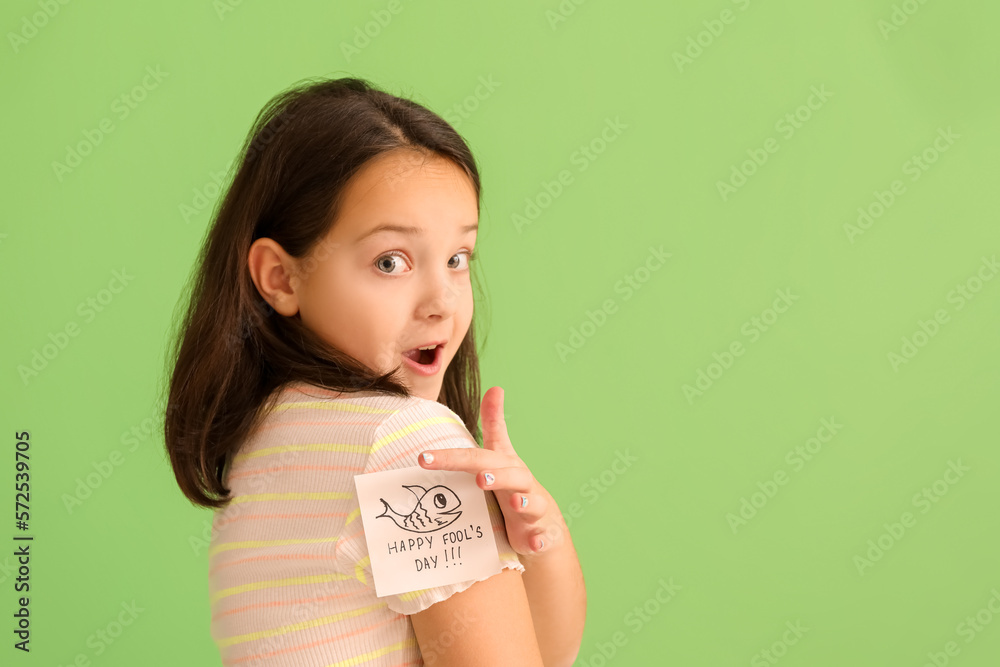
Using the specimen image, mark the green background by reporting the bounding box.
[3,0,999,664]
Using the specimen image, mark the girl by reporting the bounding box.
[162,77,586,666]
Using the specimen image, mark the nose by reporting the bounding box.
[415,264,464,320]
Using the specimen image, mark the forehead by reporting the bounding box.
[333,150,478,237]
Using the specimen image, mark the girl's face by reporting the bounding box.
[288,149,478,401]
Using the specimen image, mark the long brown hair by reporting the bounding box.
[161,76,488,509]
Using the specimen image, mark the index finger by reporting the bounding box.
[417,447,510,472]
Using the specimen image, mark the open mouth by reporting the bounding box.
[403,344,441,366]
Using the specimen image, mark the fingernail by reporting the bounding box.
[422,452,434,464]
[520,495,528,508]
[484,472,495,486]
[537,538,544,551]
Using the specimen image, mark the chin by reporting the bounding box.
[420,384,442,401]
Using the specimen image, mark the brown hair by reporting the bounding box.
[161,76,488,509]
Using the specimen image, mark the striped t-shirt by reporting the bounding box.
[207,381,524,666]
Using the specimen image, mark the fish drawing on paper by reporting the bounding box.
[376,484,463,533]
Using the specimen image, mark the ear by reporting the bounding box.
[247,238,301,317]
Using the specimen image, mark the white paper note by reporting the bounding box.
[353,466,503,598]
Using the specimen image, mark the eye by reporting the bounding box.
[448,250,476,271]
[374,251,409,275]
[434,493,447,509]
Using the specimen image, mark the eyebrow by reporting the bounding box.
[355,223,479,243]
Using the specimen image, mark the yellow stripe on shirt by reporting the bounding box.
[269,401,399,415]
[325,637,420,667]
[209,535,341,558]
[370,415,464,456]
[233,443,370,464]
[210,572,353,605]
[216,601,390,649]
[226,492,353,506]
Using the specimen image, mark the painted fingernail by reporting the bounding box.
[520,495,528,508]
[422,452,434,464]
[484,472,495,486]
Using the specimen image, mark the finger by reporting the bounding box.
[480,386,514,454]
[416,446,513,472]
[507,487,547,522]
[477,465,534,495]
[529,531,548,552]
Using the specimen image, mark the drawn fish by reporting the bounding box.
[376,484,463,533]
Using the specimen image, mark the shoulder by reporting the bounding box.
[365,396,478,474]
[255,382,474,471]
[257,381,415,428]
[268,383,460,434]
[232,382,413,466]
[373,394,467,435]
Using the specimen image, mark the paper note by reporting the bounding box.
[353,466,503,598]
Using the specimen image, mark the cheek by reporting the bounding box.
[298,266,369,346]
[316,275,408,369]
[457,286,475,319]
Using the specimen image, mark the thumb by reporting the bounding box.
[481,386,512,452]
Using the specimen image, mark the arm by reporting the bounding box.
[410,568,545,666]
[412,386,588,665]
[519,509,587,666]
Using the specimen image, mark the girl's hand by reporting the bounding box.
[417,386,565,559]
